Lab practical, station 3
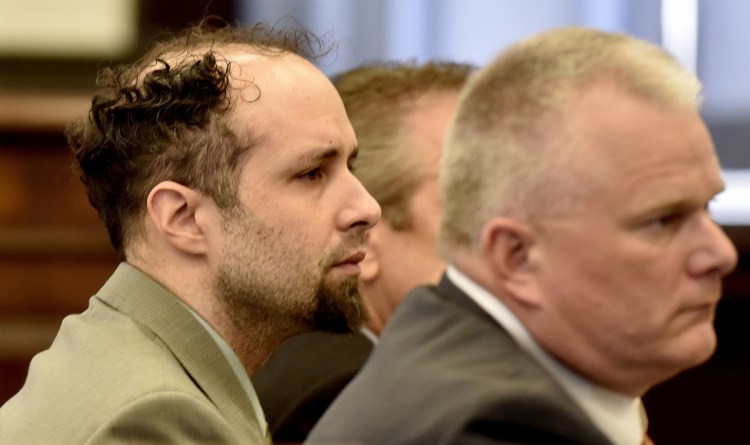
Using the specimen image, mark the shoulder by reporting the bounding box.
[255,331,371,384]
[2,391,244,445]
[252,331,373,440]
[85,391,245,445]
[309,284,611,445]
[0,299,211,444]
[254,331,372,397]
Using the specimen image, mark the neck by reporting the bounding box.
[205,304,303,376]
[130,252,301,377]
[362,289,387,335]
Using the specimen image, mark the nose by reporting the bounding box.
[337,173,381,232]
[687,215,738,278]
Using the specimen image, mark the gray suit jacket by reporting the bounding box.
[307,276,613,445]
[0,263,267,445]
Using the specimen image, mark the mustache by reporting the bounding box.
[319,232,367,270]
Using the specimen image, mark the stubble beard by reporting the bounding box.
[214,209,369,337]
[215,263,368,336]
[214,239,368,335]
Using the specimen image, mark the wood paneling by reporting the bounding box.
[0,93,119,404]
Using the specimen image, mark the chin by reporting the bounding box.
[312,276,367,333]
[667,324,718,374]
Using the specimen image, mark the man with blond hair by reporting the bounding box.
[0,22,380,444]
[308,27,737,445]
[253,61,471,442]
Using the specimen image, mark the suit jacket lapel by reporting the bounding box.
[96,263,265,443]
[433,273,614,445]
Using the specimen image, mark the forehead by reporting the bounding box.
[565,81,722,211]
[226,51,356,161]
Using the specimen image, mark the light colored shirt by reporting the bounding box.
[181,303,269,439]
[447,266,646,445]
[360,326,379,344]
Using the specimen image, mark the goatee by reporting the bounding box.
[313,276,368,333]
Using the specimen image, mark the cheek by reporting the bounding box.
[542,250,654,325]
[580,257,686,344]
[261,222,321,271]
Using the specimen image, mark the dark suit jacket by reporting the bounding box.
[0,263,267,445]
[253,331,374,443]
[306,276,613,445]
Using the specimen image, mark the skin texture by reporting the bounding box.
[361,91,459,334]
[474,79,738,397]
[213,52,380,335]
[138,51,380,374]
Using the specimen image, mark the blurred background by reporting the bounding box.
[0,1,748,443]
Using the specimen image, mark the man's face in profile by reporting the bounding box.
[214,52,381,334]
[531,81,737,394]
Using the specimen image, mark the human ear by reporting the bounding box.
[360,226,381,283]
[480,217,540,306]
[147,181,210,255]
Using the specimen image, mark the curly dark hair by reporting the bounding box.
[66,20,332,259]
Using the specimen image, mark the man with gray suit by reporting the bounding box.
[308,27,737,445]
[0,21,379,444]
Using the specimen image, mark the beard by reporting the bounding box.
[214,208,368,336]
[215,262,368,335]
[310,274,367,333]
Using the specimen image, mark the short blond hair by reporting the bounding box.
[334,61,472,229]
[439,26,702,254]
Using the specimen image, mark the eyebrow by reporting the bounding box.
[298,146,359,164]
[641,187,726,218]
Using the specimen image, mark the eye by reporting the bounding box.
[297,167,323,182]
[656,214,676,226]
[653,212,688,229]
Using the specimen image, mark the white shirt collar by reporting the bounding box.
[360,325,379,344]
[180,302,269,438]
[446,266,646,445]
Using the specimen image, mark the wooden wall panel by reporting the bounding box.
[0,94,119,405]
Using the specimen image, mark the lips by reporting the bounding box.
[333,250,366,267]
[326,250,366,277]
[681,291,722,314]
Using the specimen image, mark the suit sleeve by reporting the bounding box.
[86,391,248,445]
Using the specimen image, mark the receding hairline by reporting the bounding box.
[135,43,308,83]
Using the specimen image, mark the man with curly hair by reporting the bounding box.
[0,22,379,444]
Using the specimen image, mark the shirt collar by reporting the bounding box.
[446,266,646,445]
[360,326,379,344]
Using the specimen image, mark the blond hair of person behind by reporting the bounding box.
[333,61,473,230]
